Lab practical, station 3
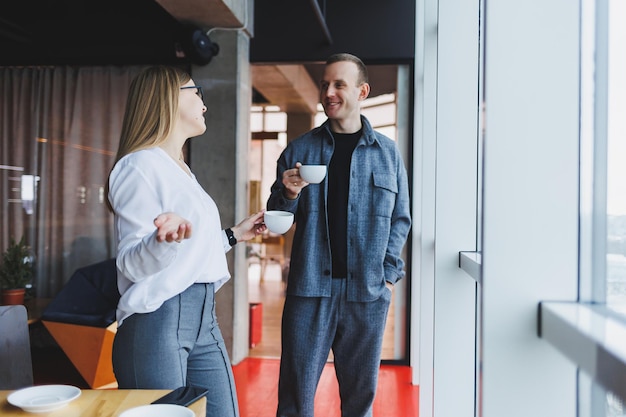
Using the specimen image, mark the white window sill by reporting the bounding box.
[539,301,626,403]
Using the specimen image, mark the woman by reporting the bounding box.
[107,66,265,416]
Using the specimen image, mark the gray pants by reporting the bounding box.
[112,282,239,417]
[277,278,392,417]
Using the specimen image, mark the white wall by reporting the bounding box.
[480,0,579,416]
[414,0,480,416]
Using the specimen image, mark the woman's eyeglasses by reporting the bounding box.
[180,86,204,101]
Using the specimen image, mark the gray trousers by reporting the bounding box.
[112,283,239,417]
[277,278,392,417]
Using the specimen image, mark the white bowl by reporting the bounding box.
[299,165,327,184]
[119,404,194,417]
[8,385,81,413]
[264,211,294,234]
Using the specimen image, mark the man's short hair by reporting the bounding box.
[326,53,369,85]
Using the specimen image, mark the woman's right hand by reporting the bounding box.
[231,210,267,243]
[154,212,193,243]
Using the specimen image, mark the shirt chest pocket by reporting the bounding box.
[372,172,398,218]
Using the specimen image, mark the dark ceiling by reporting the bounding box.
[0,0,412,103]
[250,0,415,64]
[0,0,184,66]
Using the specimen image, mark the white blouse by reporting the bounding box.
[108,147,231,325]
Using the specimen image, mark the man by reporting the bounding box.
[267,53,411,417]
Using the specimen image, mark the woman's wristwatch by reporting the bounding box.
[225,228,237,246]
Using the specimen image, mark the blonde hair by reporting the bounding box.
[106,66,191,212]
[114,66,191,162]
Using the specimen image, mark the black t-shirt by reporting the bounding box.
[328,130,361,278]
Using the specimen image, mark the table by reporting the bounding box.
[0,389,206,417]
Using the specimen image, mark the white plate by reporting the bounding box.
[7,385,81,413]
[119,404,195,417]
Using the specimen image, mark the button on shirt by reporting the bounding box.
[108,147,232,325]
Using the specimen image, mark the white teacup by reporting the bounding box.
[264,210,294,234]
[299,165,327,184]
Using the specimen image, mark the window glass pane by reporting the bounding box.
[315,108,326,127]
[250,112,264,132]
[376,126,397,141]
[579,372,626,417]
[606,0,626,309]
[595,378,625,416]
[605,391,626,417]
[362,102,396,127]
[362,93,396,107]
[264,112,287,132]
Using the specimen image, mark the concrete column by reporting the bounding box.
[190,28,251,364]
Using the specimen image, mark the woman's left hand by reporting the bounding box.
[230,210,267,243]
[154,212,193,243]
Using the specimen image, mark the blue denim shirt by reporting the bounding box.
[267,116,411,302]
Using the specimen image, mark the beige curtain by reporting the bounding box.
[0,66,143,297]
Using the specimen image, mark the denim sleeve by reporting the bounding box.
[266,151,299,214]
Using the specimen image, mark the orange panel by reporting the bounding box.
[42,321,117,389]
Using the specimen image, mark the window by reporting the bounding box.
[578,0,626,414]
[605,0,626,311]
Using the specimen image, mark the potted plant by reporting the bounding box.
[0,236,34,305]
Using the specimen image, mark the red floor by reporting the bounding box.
[31,333,419,416]
[233,357,419,417]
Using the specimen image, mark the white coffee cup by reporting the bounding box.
[299,165,327,184]
[264,210,294,234]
